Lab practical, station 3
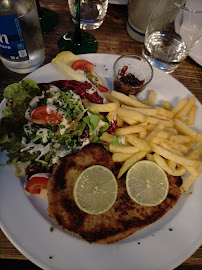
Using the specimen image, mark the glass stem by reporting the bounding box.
[35,0,43,18]
[74,0,82,44]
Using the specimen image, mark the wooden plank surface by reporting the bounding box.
[0,1,201,269]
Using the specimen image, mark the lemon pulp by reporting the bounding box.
[73,165,118,215]
[126,160,169,206]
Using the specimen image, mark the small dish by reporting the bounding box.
[113,54,153,95]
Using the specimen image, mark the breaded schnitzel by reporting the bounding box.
[47,143,182,243]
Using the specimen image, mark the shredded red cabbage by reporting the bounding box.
[37,80,117,134]
[38,80,103,104]
[107,119,117,134]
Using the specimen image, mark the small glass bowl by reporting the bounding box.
[113,54,153,95]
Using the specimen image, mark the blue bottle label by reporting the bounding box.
[0,14,29,61]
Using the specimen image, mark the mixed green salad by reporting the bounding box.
[0,79,111,178]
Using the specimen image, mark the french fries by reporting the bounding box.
[170,135,191,143]
[172,98,188,115]
[109,144,140,154]
[117,107,147,122]
[98,89,202,193]
[148,89,157,106]
[118,151,147,178]
[180,173,200,193]
[174,118,202,142]
[162,100,173,111]
[126,134,151,152]
[101,132,115,143]
[103,92,120,122]
[111,90,150,108]
[150,143,200,168]
[115,125,146,136]
[187,104,197,125]
[118,116,138,125]
[121,105,158,116]
[175,96,195,119]
[88,102,118,112]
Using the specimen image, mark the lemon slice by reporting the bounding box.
[126,160,169,206]
[73,165,118,215]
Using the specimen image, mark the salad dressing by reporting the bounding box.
[86,87,97,95]
[36,128,50,144]
[21,142,51,161]
[23,122,33,136]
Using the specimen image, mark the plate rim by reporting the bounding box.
[0,53,202,270]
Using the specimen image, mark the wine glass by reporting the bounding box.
[58,0,98,54]
[35,0,59,34]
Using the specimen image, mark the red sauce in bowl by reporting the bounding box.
[114,65,145,95]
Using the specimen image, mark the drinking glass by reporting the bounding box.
[58,0,98,54]
[68,0,108,30]
[142,0,202,73]
[35,0,59,33]
[113,54,153,95]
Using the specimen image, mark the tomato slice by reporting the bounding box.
[31,105,62,125]
[71,60,94,72]
[98,84,110,92]
[25,175,49,194]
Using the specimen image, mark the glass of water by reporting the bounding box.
[68,0,108,30]
[142,0,202,73]
[58,0,98,54]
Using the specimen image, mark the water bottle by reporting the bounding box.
[0,0,45,73]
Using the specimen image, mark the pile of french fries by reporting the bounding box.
[83,90,202,193]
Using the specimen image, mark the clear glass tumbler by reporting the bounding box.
[113,54,153,95]
[68,0,108,30]
[143,0,202,73]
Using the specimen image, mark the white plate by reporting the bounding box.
[109,0,128,5]
[0,53,202,270]
[189,36,202,66]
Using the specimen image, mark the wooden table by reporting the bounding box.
[0,1,202,269]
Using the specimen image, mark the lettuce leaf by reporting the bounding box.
[0,79,41,163]
[3,79,39,101]
[111,137,124,146]
[2,79,40,118]
[83,112,109,142]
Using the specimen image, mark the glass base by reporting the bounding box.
[72,18,104,30]
[39,7,59,34]
[142,48,180,73]
[58,30,98,54]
